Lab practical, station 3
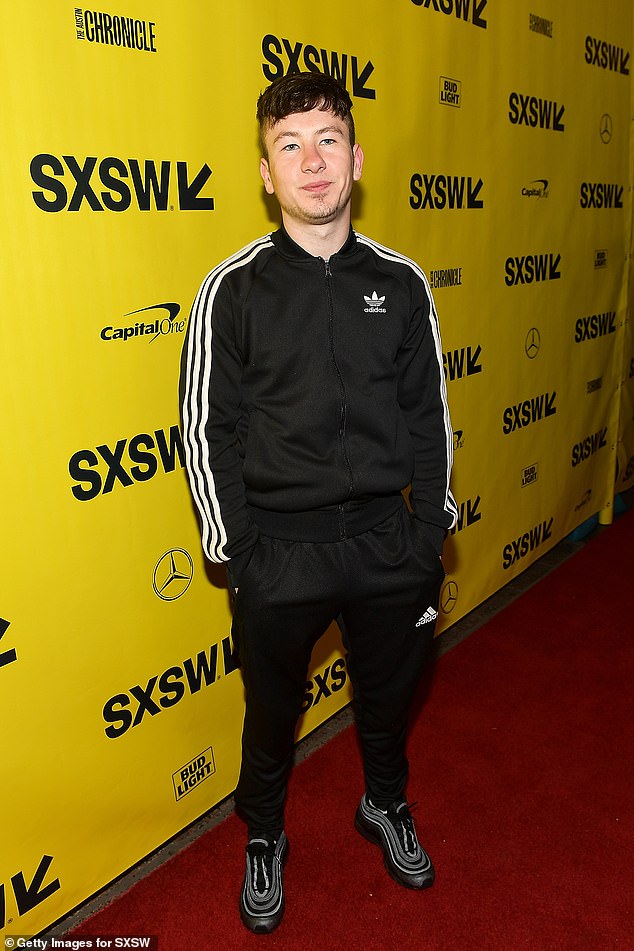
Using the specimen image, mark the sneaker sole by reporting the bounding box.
[240,901,285,934]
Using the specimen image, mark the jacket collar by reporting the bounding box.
[271,225,358,261]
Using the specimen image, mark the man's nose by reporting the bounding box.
[302,145,326,172]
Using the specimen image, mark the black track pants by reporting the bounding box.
[231,504,445,834]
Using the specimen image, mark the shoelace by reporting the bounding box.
[390,801,420,855]
[247,838,277,893]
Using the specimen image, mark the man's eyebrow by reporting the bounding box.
[271,124,346,145]
[272,129,301,144]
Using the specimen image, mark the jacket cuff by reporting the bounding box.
[225,545,256,589]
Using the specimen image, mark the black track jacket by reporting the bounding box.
[180,227,457,583]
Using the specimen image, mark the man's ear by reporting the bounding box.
[260,158,275,195]
[352,143,364,182]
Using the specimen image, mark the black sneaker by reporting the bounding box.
[355,793,434,889]
[240,831,288,933]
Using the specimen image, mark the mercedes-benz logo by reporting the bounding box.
[153,548,194,601]
[525,327,541,359]
[599,113,612,144]
[440,580,458,614]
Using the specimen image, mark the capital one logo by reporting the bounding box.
[30,154,214,211]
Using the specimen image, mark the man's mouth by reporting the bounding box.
[302,181,331,192]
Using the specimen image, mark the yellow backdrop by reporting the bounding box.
[1,0,632,937]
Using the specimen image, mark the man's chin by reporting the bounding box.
[299,201,341,223]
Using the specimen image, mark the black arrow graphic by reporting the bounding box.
[0,617,17,669]
[177,162,214,210]
[352,59,376,99]
[12,855,61,916]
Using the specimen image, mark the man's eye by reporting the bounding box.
[321,138,336,145]
[282,143,299,151]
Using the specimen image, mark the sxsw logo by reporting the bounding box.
[575,312,616,342]
[30,154,213,212]
[410,0,488,31]
[301,658,347,713]
[440,76,461,107]
[502,392,557,434]
[0,855,61,928]
[580,182,624,209]
[173,748,216,801]
[103,635,240,738]
[444,345,482,381]
[449,495,481,535]
[262,34,375,99]
[505,253,561,286]
[502,518,554,569]
[585,36,630,75]
[453,429,464,450]
[410,173,483,209]
[68,425,185,501]
[508,92,565,131]
[571,427,608,467]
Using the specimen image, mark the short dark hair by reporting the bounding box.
[256,72,355,157]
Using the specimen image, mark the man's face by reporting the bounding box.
[259,108,363,228]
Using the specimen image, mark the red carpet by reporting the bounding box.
[72,511,634,950]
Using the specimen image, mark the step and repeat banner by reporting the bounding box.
[1,0,632,938]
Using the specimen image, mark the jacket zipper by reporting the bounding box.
[323,258,355,538]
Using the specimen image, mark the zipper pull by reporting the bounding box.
[324,259,332,278]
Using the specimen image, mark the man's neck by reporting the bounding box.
[281,215,352,259]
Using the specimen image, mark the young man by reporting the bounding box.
[180,72,457,934]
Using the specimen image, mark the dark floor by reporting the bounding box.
[49,491,633,937]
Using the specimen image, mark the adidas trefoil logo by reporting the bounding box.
[415,607,438,627]
[364,290,387,314]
